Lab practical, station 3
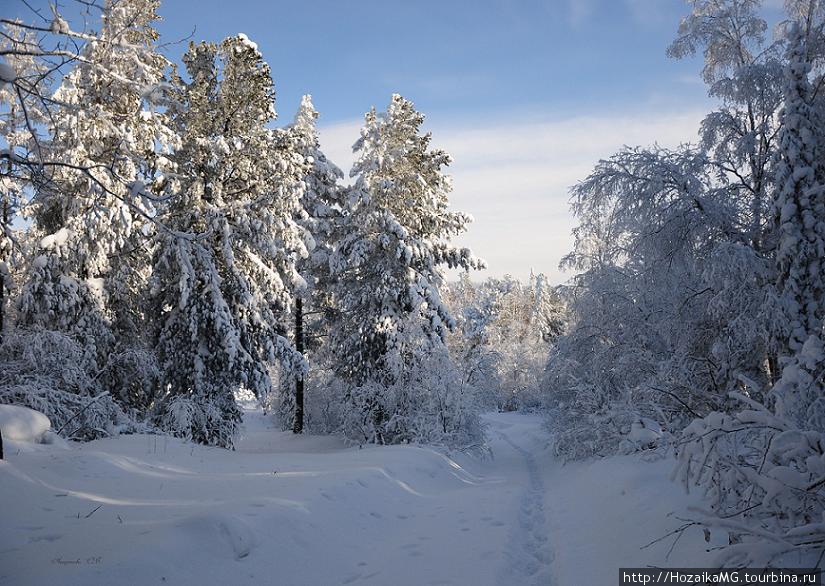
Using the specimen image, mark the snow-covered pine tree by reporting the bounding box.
[290,96,345,267]
[329,94,483,445]
[150,35,308,447]
[11,0,172,429]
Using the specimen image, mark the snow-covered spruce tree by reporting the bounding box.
[276,95,345,433]
[150,36,308,447]
[771,24,825,427]
[7,0,172,433]
[329,94,483,445]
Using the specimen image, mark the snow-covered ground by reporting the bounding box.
[0,410,717,585]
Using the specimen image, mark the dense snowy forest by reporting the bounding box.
[546,0,825,567]
[2,0,825,580]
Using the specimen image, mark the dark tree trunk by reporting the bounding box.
[0,197,7,344]
[0,258,4,344]
[293,296,304,434]
[0,427,4,460]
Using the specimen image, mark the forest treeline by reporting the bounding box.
[0,0,563,452]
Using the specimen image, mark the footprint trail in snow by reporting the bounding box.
[496,428,555,586]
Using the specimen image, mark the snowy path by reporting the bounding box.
[493,422,554,586]
[0,411,718,585]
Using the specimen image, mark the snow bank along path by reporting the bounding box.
[0,405,51,443]
[0,411,717,585]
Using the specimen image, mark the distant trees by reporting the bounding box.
[446,273,565,411]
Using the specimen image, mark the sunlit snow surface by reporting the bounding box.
[0,411,718,585]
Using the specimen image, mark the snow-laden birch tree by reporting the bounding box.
[6,0,172,433]
[0,26,52,343]
[545,0,825,565]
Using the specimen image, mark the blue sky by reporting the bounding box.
[5,0,786,282]
[149,0,722,283]
[151,0,711,125]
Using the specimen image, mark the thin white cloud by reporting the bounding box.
[673,73,706,87]
[623,0,671,28]
[382,72,494,101]
[319,108,706,284]
[318,119,362,180]
[566,0,596,27]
